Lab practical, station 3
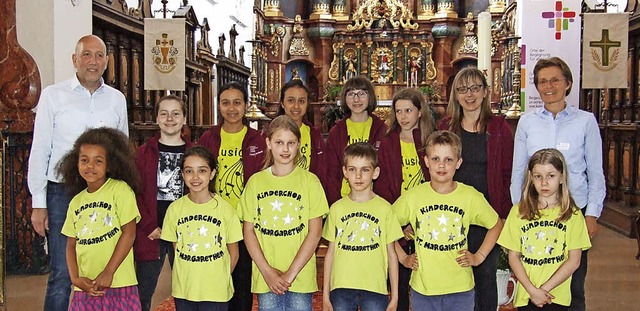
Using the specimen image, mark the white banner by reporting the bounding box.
[582,13,628,89]
[518,0,581,110]
[144,18,185,91]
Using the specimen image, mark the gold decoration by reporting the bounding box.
[418,2,436,20]
[333,3,348,21]
[269,69,275,92]
[421,42,437,80]
[289,15,310,56]
[328,43,340,82]
[489,0,507,13]
[372,46,394,84]
[435,1,457,19]
[265,0,283,17]
[343,48,358,82]
[269,25,285,57]
[347,0,418,31]
[310,3,332,20]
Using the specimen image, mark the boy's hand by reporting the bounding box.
[93,270,114,291]
[262,267,290,295]
[402,225,415,241]
[147,227,162,240]
[528,287,554,307]
[455,249,484,267]
[399,253,419,270]
[322,295,334,311]
[386,298,398,311]
[72,277,104,296]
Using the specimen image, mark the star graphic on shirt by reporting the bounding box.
[214,232,223,247]
[89,211,98,223]
[459,224,466,236]
[361,220,370,231]
[415,217,422,230]
[374,227,381,237]
[521,236,528,245]
[273,215,279,221]
[545,245,554,254]
[429,229,440,241]
[103,214,113,227]
[187,242,198,252]
[535,230,546,240]
[205,243,211,249]
[283,214,293,225]
[81,225,89,236]
[454,217,460,223]
[360,237,366,243]
[263,220,268,226]
[347,231,356,242]
[256,206,263,216]
[448,233,455,241]
[271,199,283,212]
[177,232,182,242]
[553,238,558,244]
[198,225,208,236]
[525,245,534,254]
[336,227,344,237]
[441,227,447,233]
[437,214,449,226]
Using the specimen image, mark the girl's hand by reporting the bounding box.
[403,225,415,241]
[281,269,297,285]
[72,277,104,296]
[147,227,162,240]
[528,287,554,307]
[93,270,114,291]
[322,295,333,311]
[386,298,398,311]
[456,249,484,267]
[262,267,290,295]
[400,253,418,270]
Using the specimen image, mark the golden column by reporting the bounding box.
[310,0,332,20]
[264,0,283,17]
[418,0,436,20]
[332,0,349,21]
[435,0,458,18]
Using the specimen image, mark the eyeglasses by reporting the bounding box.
[537,77,566,87]
[346,91,368,99]
[456,84,483,94]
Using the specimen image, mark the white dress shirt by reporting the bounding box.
[27,76,129,209]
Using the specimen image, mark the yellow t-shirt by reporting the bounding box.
[61,178,141,290]
[400,140,425,193]
[240,166,329,293]
[161,194,243,302]
[392,182,499,296]
[216,126,247,210]
[322,195,403,294]
[497,205,591,307]
[297,124,311,170]
[341,117,373,196]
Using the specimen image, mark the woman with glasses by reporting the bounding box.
[198,82,266,311]
[510,57,605,311]
[276,79,327,186]
[375,88,435,311]
[438,67,514,311]
[326,76,387,204]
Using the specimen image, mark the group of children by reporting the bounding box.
[57,75,591,311]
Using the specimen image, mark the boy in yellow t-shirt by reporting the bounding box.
[392,130,503,311]
[323,142,404,311]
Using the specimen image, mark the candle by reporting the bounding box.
[478,12,492,91]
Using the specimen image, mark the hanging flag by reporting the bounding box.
[582,13,629,89]
[144,18,185,90]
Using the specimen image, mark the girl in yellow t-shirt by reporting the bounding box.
[498,149,591,310]
[241,115,329,311]
[161,146,242,310]
[59,127,142,310]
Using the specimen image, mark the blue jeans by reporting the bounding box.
[44,182,72,311]
[257,291,313,311]
[410,289,475,311]
[136,239,175,311]
[468,225,499,311]
[174,298,228,311]
[330,288,389,311]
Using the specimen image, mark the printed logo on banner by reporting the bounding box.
[152,33,179,73]
[589,30,622,71]
[541,1,578,40]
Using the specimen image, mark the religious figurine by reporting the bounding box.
[239,45,245,65]
[229,24,238,61]
[409,55,421,88]
[291,67,301,81]
[343,53,357,81]
[378,50,390,83]
[217,33,226,56]
[289,15,310,56]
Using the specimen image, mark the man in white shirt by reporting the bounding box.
[28,34,128,311]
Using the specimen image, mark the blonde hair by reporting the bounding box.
[446,68,493,135]
[519,148,578,222]
[262,115,301,169]
[425,130,462,159]
[387,88,435,147]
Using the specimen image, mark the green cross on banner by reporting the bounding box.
[589,29,621,67]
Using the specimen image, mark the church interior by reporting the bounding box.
[1,0,640,310]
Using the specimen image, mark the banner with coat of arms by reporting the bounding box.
[582,13,628,89]
[144,18,185,91]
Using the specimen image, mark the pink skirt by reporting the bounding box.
[69,285,141,311]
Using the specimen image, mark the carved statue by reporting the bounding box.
[229,24,238,61]
[239,45,245,65]
[217,33,226,56]
[344,53,358,81]
[289,15,309,56]
[409,55,421,88]
[291,67,301,81]
[378,49,391,83]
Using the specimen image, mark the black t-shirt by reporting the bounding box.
[454,129,490,202]
[157,142,186,226]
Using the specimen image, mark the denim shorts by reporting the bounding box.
[410,288,475,311]
[330,288,389,311]
[257,291,313,311]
